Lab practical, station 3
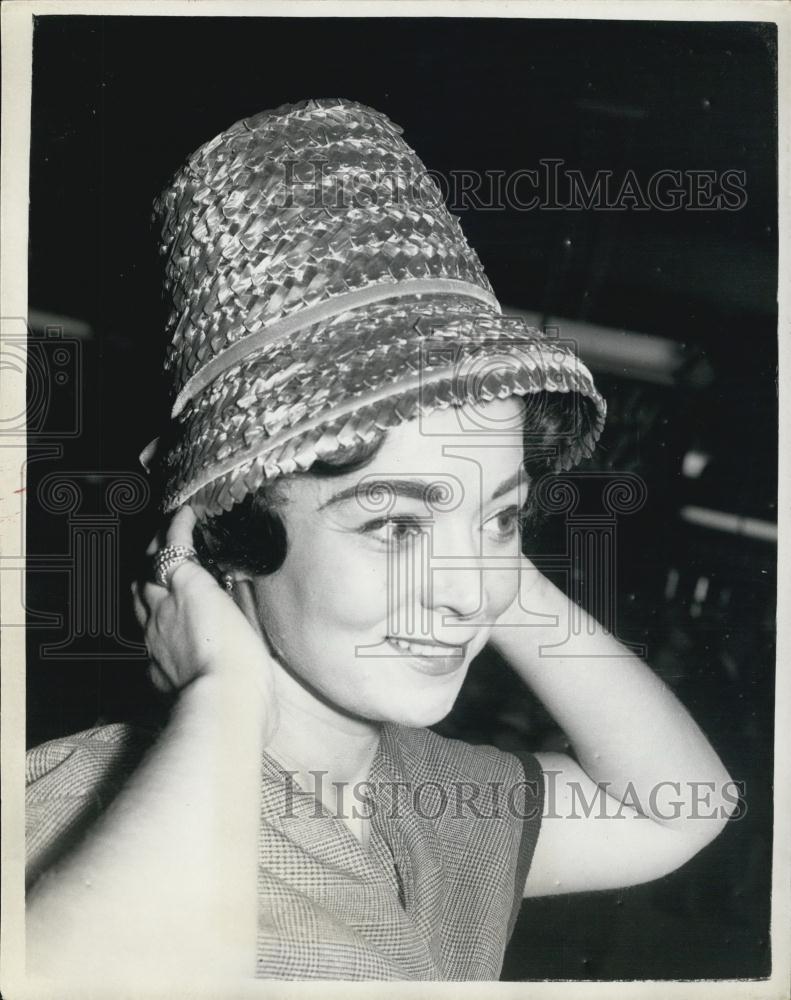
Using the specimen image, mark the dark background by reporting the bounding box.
[26,16,777,982]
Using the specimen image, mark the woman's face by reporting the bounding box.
[245,398,528,728]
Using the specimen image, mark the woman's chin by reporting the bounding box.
[368,684,464,729]
[359,655,471,728]
[387,706,455,729]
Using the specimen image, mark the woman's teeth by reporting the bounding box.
[387,636,464,658]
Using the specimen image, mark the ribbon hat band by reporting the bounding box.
[171,278,501,417]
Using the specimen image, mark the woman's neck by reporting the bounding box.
[266,660,381,791]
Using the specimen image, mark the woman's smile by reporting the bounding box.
[384,633,471,676]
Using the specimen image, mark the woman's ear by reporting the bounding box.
[220,566,257,584]
[216,565,255,593]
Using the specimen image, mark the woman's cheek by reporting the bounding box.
[305,540,391,632]
[488,566,519,620]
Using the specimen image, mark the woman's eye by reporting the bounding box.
[360,507,524,547]
[483,506,522,542]
[360,516,427,546]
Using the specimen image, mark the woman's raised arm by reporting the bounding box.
[26,508,277,985]
[490,556,738,897]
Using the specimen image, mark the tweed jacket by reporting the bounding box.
[26,721,543,980]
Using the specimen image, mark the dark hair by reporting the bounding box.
[195,391,583,578]
[193,440,385,579]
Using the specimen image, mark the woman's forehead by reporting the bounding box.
[282,404,526,515]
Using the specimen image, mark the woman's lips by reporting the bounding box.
[385,635,469,676]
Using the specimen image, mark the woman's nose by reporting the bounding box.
[427,564,484,622]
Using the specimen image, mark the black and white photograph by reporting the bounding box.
[0,2,787,996]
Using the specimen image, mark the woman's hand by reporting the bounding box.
[132,506,276,709]
[489,554,559,653]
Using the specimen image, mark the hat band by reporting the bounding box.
[171,277,500,417]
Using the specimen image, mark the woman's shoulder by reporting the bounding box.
[26,722,156,787]
[26,722,158,884]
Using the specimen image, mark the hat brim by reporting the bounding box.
[158,294,606,516]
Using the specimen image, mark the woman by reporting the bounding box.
[25,99,735,984]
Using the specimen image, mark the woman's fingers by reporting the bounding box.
[142,507,211,604]
[166,505,197,548]
[138,506,226,694]
[136,505,274,696]
[131,580,149,631]
[146,659,176,694]
[142,578,168,610]
[165,505,203,588]
[135,580,176,691]
[146,506,209,594]
[145,529,165,558]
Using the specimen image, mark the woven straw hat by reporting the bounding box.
[146,98,606,517]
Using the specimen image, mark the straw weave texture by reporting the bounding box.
[151,98,606,515]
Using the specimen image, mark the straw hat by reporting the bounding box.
[146,98,606,517]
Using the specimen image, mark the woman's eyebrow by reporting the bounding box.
[491,469,529,500]
[320,470,528,510]
[319,478,433,510]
